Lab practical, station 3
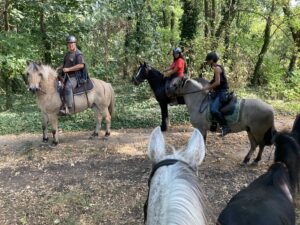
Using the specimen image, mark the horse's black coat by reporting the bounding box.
[218,115,300,225]
[133,63,184,131]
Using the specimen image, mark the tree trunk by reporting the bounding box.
[123,17,131,78]
[39,1,51,64]
[283,4,300,74]
[4,0,10,31]
[5,79,12,110]
[210,0,216,36]
[180,0,200,45]
[204,0,209,37]
[213,0,238,49]
[223,27,230,63]
[251,1,275,86]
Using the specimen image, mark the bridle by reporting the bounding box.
[143,158,196,223]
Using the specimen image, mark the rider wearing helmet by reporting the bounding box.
[164,47,185,78]
[59,35,87,115]
[203,52,231,137]
[163,47,185,103]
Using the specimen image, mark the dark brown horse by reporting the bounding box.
[217,115,300,225]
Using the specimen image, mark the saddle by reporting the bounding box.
[73,79,94,95]
[220,92,237,115]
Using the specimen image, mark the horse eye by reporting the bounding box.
[26,73,29,76]
[38,73,42,76]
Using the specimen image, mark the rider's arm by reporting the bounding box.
[164,67,178,77]
[63,64,84,73]
[203,66,221,91]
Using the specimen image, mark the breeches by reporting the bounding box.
[64,77,77,108]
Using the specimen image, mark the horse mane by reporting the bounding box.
[148,155,208,225]
[148,65,164,78]
[194,77,210,88]
[273,131,300,194]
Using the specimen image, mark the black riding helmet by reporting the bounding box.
[173,47,182,55]
[66,35,76,43]
[206,52,219,63]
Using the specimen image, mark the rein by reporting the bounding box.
[143,158,196,223]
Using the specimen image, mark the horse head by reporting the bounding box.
[145,127,207,225]
[132,62,149,85]
[273,117,300,194]
[148,126,206,172]
[25,62,45,94]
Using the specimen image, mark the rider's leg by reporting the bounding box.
[60,80,73,115]
[210,94,231,136]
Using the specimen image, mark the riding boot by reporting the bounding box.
[218,115,231,137]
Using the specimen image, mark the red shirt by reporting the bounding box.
[171,58,185,78]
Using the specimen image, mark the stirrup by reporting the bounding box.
[219,127,231,137]
[59,106,70,116]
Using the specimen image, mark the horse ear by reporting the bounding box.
[139,61,143,66]
[26,60,32,66]
[148,127,166,163]
[184,129,206,167]
[144,62,147,67]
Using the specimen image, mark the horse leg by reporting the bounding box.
[253,143,265,164]
[49,114,59,145]
[104,107,111,137]
[159,102,168,132]
[243,132,257,164]
[42,112,49,142]
[91,108,103,138]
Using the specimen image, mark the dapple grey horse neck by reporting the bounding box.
[175,79,275,164]
[25,63,115,145]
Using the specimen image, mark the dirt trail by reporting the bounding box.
[0,115,297,225]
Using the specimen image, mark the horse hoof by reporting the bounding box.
[242,157,250,164]
[89,132,99,139]
[51,141,58,147]
[43,137,49,143]
[105,132,110,137]
[160,126,167,132]
[251,161,259,166]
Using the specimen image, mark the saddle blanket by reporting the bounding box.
[206,99,244,124]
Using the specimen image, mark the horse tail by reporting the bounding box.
[264,124,277,146]
[108,84,115,116]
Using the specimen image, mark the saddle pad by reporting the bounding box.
[206,99,244,124]
[73,79,94,95]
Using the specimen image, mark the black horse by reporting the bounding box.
[217,115,300,225]
[132,62,184,131]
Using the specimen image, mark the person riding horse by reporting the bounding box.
[58,35,88,115]
[202,52,231,137]
[163,47,185,104]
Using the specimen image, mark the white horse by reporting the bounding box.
[145,127,208,225]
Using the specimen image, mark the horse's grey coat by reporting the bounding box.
[175,78,275,163]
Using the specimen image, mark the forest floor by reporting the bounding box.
[0,115,298,225]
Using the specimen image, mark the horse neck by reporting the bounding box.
[146,70,164,92]
[182,83,208,110]
[39,73,58,96]
[147,163,207,225]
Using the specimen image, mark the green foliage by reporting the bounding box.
[0,0,298,134]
